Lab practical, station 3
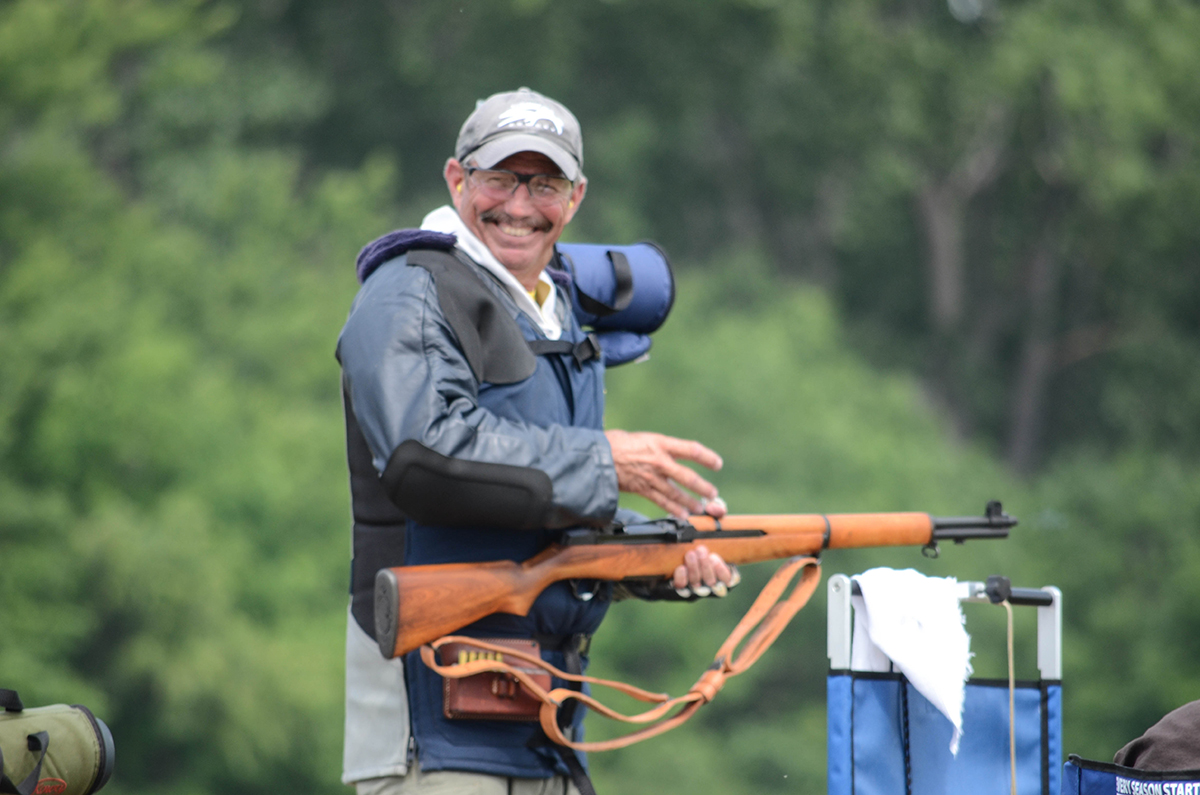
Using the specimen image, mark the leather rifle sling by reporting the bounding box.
[418,555,822,752]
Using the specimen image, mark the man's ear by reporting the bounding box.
[444,158,467,211]
[563,177,587,224]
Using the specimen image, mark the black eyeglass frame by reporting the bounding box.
[463,167,575,203]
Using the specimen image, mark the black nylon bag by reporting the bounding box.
[0,690,114,795]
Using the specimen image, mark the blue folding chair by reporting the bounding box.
[826,573,1063,795]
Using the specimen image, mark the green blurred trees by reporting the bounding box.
[0,1,389,791]
[1,1,1199,795]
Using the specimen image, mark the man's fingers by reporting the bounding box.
[656,435,723,471]
[698,550,717,587]
[709,553,731,586]
[673,553,740,598]
[683,548,702,586]
[685,549,712,597]
[650,479,694,515]
[641,475,703,517]
[647,487,694,519]
[632,437,716,495]
[607,430,725,511]
[685,546,717,588]
[662,462,719,501]
[703,496,728,518]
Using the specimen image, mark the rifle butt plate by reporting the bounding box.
[375,568,400,659]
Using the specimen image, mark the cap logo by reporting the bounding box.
[496,102,565,136]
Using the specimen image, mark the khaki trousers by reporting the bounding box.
[354,763,582,795]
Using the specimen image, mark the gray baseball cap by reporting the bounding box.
[455,87,583,181]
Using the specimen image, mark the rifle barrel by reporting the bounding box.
[931,500,1016,542]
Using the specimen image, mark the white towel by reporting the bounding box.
[850,567,973,754]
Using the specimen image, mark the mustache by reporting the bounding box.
[479,208,553,233]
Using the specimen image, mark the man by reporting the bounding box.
[338,87,737,795]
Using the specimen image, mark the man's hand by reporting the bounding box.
[605,429,727,519]
[605,430,736,597]
[671,545,742,598]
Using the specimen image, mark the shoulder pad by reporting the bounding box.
[406,249,537,385]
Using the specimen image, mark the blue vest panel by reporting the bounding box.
[404,301,610,779]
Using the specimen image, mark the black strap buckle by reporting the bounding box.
[0,690,24,713]
[525,336,602,368]
[572,334,601,367]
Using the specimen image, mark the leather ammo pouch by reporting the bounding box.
[0,689,115,795]
[440,639,552,721]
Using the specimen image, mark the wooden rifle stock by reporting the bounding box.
[375,502,1015,659]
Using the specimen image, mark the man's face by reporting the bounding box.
[445,151,587,287]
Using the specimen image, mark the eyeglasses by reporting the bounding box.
[464,167,574,205]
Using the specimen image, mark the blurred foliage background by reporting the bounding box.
[2,1,1198,793]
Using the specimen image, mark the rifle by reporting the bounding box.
[375,500,1015,659]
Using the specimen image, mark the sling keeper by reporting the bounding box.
[337,87,737,795]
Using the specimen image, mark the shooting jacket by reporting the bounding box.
[337,229,618,781]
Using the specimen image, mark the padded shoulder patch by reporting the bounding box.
[406,249,537,385]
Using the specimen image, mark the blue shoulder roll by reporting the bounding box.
[552,242,675,367]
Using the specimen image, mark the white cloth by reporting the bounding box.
[420,205,562,340]
[343,608,411,783]
[850,567,973,754]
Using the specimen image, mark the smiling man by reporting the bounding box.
[337,88,737,795]
[445,151,583,286]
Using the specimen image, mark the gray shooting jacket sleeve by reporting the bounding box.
[337,258,619,524]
